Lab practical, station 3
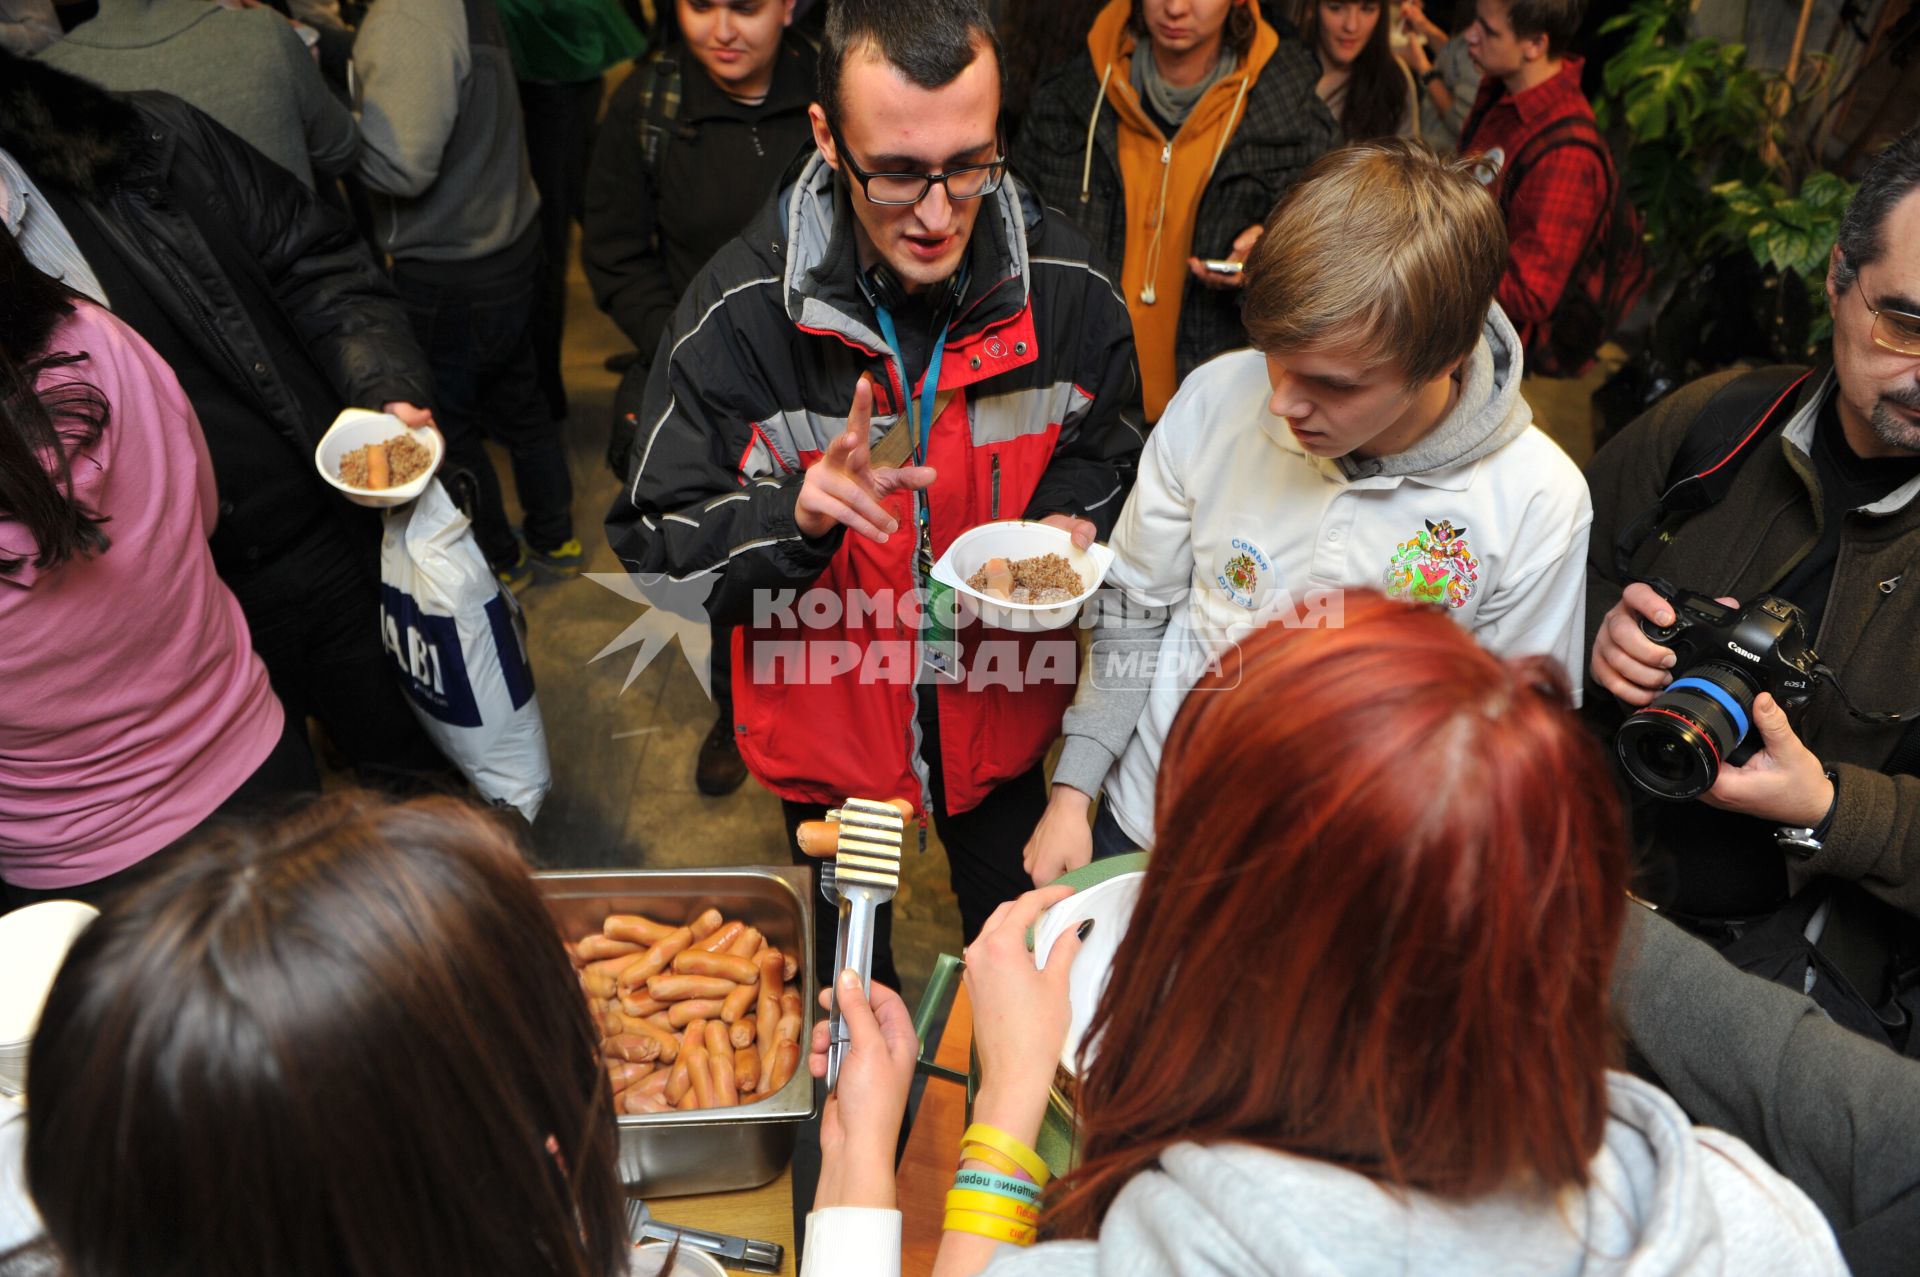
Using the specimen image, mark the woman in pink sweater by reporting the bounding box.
[0,235,313,907]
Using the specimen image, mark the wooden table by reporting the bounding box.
[896,984,976,1277]
[647,1167,797,1276]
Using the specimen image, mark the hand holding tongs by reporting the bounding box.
[796,797,908,1093]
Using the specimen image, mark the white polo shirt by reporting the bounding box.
[1099,344,1592,847]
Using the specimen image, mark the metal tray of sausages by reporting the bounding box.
[534,867,815,1197]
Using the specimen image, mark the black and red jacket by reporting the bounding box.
[606,154,1143,814]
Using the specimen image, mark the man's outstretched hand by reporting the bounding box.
[796,377,937,543]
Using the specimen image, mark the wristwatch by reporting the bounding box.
[1774,767,1840,859]
[1422,68,1445,86]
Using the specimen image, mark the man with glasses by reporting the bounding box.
[1584,126,1920,1052]
[605,0,1142,991]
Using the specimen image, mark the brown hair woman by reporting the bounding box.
[10,794,630,1277]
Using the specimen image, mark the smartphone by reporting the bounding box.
[1199,259,1244,275]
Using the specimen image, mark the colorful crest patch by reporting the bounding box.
[1383,518,1480,609]
[1216,537,1271,610]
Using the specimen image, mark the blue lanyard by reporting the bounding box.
[871,305,948,471]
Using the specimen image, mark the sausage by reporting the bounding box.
[618,926,694,993]
[579,966,620,1001]
[726,926,764,959]
[776,991,803,1044]
[684,1023,714,1108]
[675,1090,700,1111]
[728,1019,756,1050]
[601,1034,661,1064]
[618,993,667,1018]
[619,1014,681,1063]
[706,1022,739,1106]
[672,951,758,984]
[575,934,644,964]
[755,951,784,1091]
[768,1039,800,1093]
[607,1060,654,1091]
[720,980,758,1024]
[981,556,1014,600]
[666,998,728,1029]
[782,952,799,983]
[687,908,725,941]
[647,974,736,1002]
[664,1057,693,1105]
[623,1087,673,1115]
[604,913,675,946]
[795,821,840,858]
[364,442,390,491]
[734,1044,761,1093]
[694,919,746,954]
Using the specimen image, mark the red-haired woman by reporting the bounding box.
[797,592,1845,1276]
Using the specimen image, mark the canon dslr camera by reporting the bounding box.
[1615,590,1819,800]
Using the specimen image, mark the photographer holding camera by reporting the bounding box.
[1585,126,1920,1053]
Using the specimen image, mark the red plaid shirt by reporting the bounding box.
[1460,58,1609,365]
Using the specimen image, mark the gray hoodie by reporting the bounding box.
[977,1074,1844,1277]
[350,0,538,263]
[1054,308,1590,844]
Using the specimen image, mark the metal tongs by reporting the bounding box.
[798,797,906,1093]
[625,1199,782,1273]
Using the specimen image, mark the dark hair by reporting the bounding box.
[23,794,628,1277]
[1301,0,1404,142]
[0,228,111,577]
[1503,0,1582,55]
[1832,125,1920,294]
[818,0,1001,126]
[1128,0,1258,57]
[1050,591,1626,1235]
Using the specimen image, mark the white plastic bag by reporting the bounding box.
[379,479,551,821]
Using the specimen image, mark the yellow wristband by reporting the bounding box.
[945,1188,1040,1225]
[959,1143,1033,1182]
[943,1210,1037,1246]
[962,1123,1050,1186]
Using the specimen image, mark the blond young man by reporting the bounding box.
[1024,137,1593,880]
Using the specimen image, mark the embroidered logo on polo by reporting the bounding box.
[1383,519,1480,609]
[1217,538,1271,610]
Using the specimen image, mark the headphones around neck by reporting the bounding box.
[859,260,968,317]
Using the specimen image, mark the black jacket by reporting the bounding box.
[0,55,435,459]
[582,38,817,362]
[1014,35,1335,387]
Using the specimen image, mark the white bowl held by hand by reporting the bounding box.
[315,409,442,509]
[929,520,1114,632]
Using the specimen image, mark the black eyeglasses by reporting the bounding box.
[826,120,1006,207]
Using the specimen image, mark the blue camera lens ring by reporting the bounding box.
[1666,677,1751,749]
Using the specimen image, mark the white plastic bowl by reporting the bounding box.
[314,409,442,509]
[0,899,98,1096]
[929,520,1114,632]
[1032,872,1143,1075]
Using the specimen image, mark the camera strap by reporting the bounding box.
[1612,365,1813,581]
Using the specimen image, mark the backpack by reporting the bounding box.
[633,53,685,173]
[1615,365,1920,1055]
[1496,115,1650,377]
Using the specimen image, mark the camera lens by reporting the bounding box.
[1614,665,1756,800]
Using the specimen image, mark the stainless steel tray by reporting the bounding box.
[534,867,815,1197]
